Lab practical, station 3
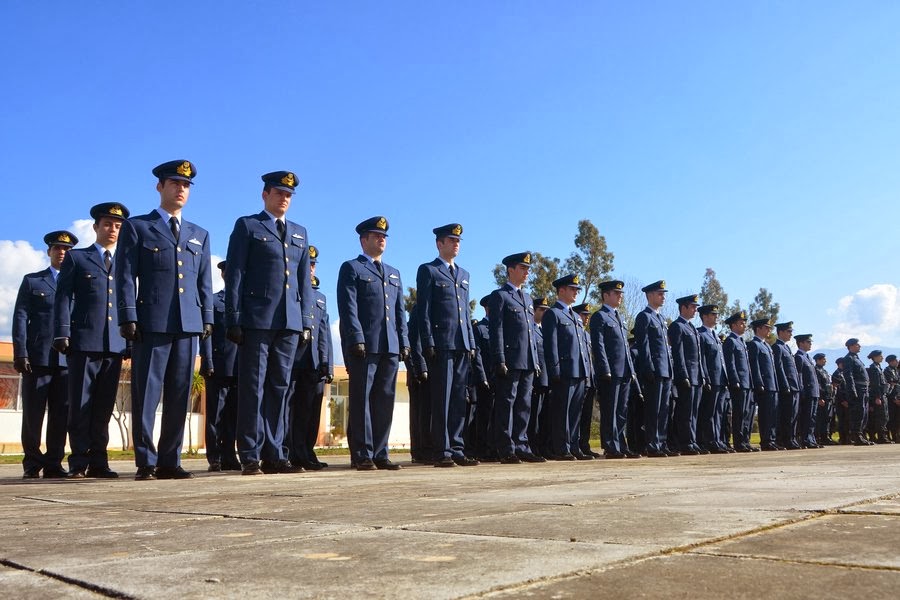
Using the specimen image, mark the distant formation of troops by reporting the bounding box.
[11,160,900,479]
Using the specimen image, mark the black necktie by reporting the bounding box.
[374,260,384,277]
[104,250,112,272]
[169,217,179,241]
[276,219,286,241]
[449,263,456,279]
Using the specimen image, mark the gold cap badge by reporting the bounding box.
[616,282,623,290]
[309,245,318,258]
[376,217,387,230]
[58,233,71,243]
[109,205,123,216]
[452,224,462,235]
[740,312,746,319]
[660,280,666,289]
[281,172,295,187]
[523,253,531,264]
[572,275,580,285]
[176,161,192,177]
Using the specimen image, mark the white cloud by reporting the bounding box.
[0,240,50,342]
[331,318,343,365]
[824,284,900,346]
[210,254,225,292]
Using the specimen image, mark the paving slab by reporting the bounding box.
[485,553,900,599]
[0,564,107,599]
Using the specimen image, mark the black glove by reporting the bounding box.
[202,366,215,378]
[400,347,411,362]
[200,324,213,341]
[600,373,612,382]
[226,326,244,345]
[729,385,741,394]
[299,328,312,345]
[423,346,436,361]
[52,338,70,355]
[479,380,491,391]
[120,322,142,343]
[682,379,691,388]
[317,362,331,380]
[703,383,712,391]
[469,349,476,360]
[418,371,429,384]
[535,366,542,379]
[350,343,366,358]
[325,373,333,384]
[756,386,765,393]
[495,363,509,378]
[13,357,31,374]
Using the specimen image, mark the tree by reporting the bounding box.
[492,263,507,287]
[404,286,417,314]
[747,287,780,323]
[562,220,614,305]
[699,268,728,311]
[527,252,560,301]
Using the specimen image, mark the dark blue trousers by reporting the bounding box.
[777,391,800,447]
[699,385,726,450]
[549,377,585,456]
[798,394,818,446]
[599,377,631,454]
[643,377,672,453]
[346,352,399,463]
[284,367,325,464]
[673,383,703,451]
[493,369,534,456]
[67,352,122,472]
[848,385,869,436]
[428,350,471,460]
[131,333,195,468]
[472,382,495,458]
[237,329,299,464]
[528,387,549,456]
[20,366,68,473]
[730,388,753,448]
[756,390,778,446]
[204,375,238,465]
[408,378,433,460]
[579,385,596,454]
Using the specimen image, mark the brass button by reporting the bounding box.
[285,270,290,276]
[178,260,183,266]
[154,247,159,252]
[108,316,112,321]
[286,284,290,289]
[177,247,181,252]
[108,275,113,280]
[108,302,113,308]
[108,289,113,294]
[178,273,184,279]
[179,288,184,293]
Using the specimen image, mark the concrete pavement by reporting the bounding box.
[1,445,898,599]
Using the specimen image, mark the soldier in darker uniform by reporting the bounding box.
[697,305,729,453]
[668,294,708,455]
[747,318,781,451]
[841,338,874,446]
[200,261,240,471]
[885,355,900,443]
[832,357,849,444]
[574,303,600,458]
[528,296,551,459]
[406,303,432,463]
[471,295,495,461]
[813,353,837,445]
[865,350,890,443]
[793,334,821,449]
[723,311,756,452]
[13,230,77,478]
[772,322,801,450]
[634,280,675,457]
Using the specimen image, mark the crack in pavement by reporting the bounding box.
[0,558,137,599]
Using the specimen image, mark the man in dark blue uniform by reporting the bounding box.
[528,296,551,459]
[12,230,77,478]
[574,303,600,458]
[116,159,213,480]
[865,350,888,443]
[668,294,708,455]
[634,280,674,457]
[747,318,781,450]
[225,170,313,475]
[793,334,822,449]
[416,223,478,467]
[772,322,801,449]
[285,268,334,470]
[723,311,757,452]
[337,216,410,471]
[200,261,240,471]
[697,305,729,453]
[542,274,591,460]
[883,355,900,443]
[406,302,433,463]
[471,295,495,461]
[814,353,837,445]
[489,253,541,463]
[590,280,640,459]
[54,203,130,478]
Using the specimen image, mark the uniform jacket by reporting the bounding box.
[747,336,778,392]
[668,316,707,385]
[337,255,409,355]
[794,349,820,399]
[415,259,475,351]
[292,289,333,375]
[723,331,751,389]
[55,246,126,354]
[470,320,489,385]
[488,284,537,371]
[590,305,635,380]
[200,290,238,377]
[815,364,835,400]
[115,210,213,333]
[841,352,869,389]
[883,365,899,400]
[12,268,65,367]
[634,307,673,379]
[698,325,727,386]
[474,317,493,379]
[832,368,847,400]
[224,212,314,331]
[773,339,800,392]
[867,362,885,399]
[541,301,590,380]
[533,322,548,388]
[405,305,426,378]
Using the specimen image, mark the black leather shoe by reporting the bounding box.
[553,453,576,461]
[312,459,329,468]
[725,446,737,453]
[515,452,545,463]
[709,447,730,454]
[697,447,711,455]
[23,468,41,479]
[241,461,263,475]
[681,448,700,456]
[478,455,500,463]
[735,446,753,453]
[374,459,402,470]
[43,466,69,479]
[760,444,780,451]
[356,459,377,471]
[155,466,193,479]
[572,451,594,461]
[604,451,626,459]
[454,456,481,466]
[297,459,325,471]
[67,469,86,479]
[588,450,602,458]
[749,446,761,452]
[86,467,118,479]
[646,450,668,458]
[664,448,681,457]
[624,450,642,459]
[207,462,222,472]
[499,454,522,464]
[433,457,456,468]
[135,466,157,480]
[260,460,304,474]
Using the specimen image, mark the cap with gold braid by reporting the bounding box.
[43,230,78,248]
[152,160,196,184]
[261,171,299,193]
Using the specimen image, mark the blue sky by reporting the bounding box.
[2,1,899,351]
